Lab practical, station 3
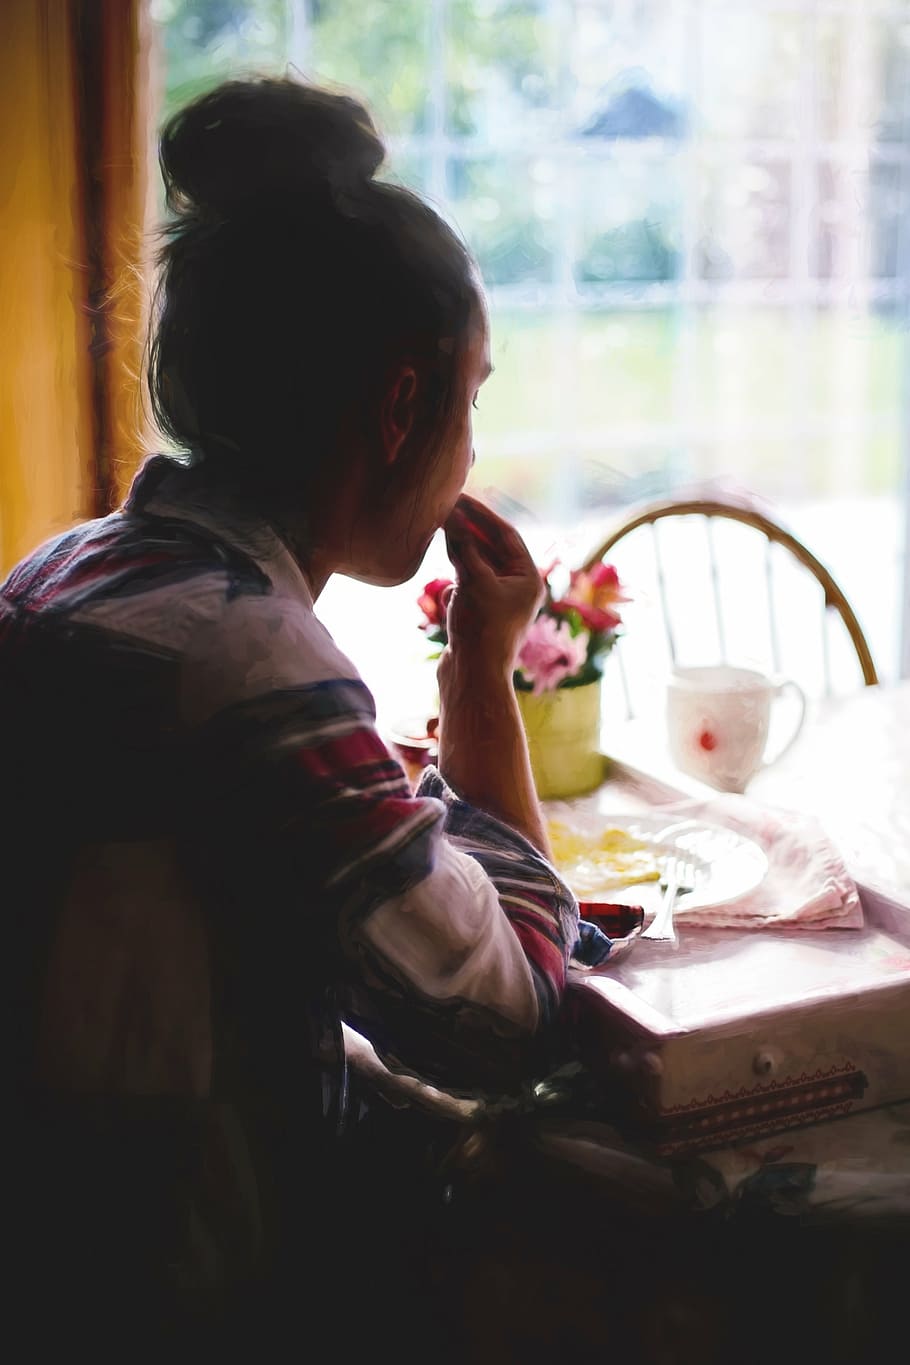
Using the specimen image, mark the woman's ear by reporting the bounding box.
[380,364,419,465]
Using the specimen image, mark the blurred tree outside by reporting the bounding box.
[151,0,289,120]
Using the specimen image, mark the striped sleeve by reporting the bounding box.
[189,679,446,890]
[178,579,579,1092]
[411,765,580,1028]
[341,765,582,1092]
[188,676,579,1092]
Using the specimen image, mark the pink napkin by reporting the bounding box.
[657,792,864,930]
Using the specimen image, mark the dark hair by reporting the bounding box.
[147,77,479,505]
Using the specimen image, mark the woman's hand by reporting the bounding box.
[440,494,543,679]
[435,494,551,855]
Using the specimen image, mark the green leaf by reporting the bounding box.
[562,606,586,638]
[558,660,603,688]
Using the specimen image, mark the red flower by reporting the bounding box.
[417,577,454,630]
[551,562,629,635]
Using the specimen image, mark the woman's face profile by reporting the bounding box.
[349,306,493,588]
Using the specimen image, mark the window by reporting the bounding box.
[149,0,910,724]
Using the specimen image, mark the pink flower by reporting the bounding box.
[552,561,629,634]
[517,616,589,694]
[417,577,454,630]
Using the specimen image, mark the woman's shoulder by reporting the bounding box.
[180,572,370,726]
[2,502,269,620]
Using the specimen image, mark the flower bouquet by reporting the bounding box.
[417,558,630,798]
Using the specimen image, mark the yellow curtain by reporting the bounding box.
[0,0,149,578]
[74,0,155,509]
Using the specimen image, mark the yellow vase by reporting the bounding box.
[516,680,606,800]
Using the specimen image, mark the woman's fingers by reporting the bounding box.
[444,494,533,577]
[458,494,528,569]
[444,514,493,583]
[442,493,544,674]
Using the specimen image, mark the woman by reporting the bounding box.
[3,76,585,1355]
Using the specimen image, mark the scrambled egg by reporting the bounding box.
[548,820,662,896]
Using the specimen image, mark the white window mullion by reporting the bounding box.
[828,6,873,499]
[673,0,701,483]
[548,0,580,524]
[896,36,910,677]
[287,0,310,75]
[787,0,817,499]
[428,0,449,205]
[901,341,910,677]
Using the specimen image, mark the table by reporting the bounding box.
[603,680,910,907]
[747,681,910,906]
[368,684,910,1223]
[530,681,910,1226]
[444,684,909,1362]
[362,686,910,1363]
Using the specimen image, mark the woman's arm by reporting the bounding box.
[436,652,551,859]
[436,495,552,858]
[181,553,577,1095]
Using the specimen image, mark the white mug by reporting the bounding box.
[666,664,807,793]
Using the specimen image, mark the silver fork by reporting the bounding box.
[641,852,695,944]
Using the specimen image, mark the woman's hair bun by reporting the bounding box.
[159,76,386,216]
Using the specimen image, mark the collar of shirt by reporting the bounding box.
[125,453,315,607]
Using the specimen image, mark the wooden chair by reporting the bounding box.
[583,490,878,723]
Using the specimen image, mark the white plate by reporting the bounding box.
[550,811,769,913]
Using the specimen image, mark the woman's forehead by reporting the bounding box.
[466,310,492,380]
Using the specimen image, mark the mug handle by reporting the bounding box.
[761,677,807,769]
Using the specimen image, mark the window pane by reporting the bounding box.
[816,14,849,143]
[814,160,862,282]
[807,312,906,443]
[148,0,910,689]
[152,0,288,120]
[692,307,800,446]
[700,10,804,141]
[874,16,910,143]
[574,312,676,430]
[379,149,431,199]
[447,0,558,140]
[817,13,910,146]
[816,157,909,283]
[697,157,791,280]
[471,308,680,524]
[868,160,907,279]
[574,153,681,288]
[575,447,673,512]
[470,310,563,444]
[567,0,686,139]
[306,0,430,136]
[447,157,555,285]
[465,450,567,525]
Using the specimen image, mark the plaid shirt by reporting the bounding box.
[3,454,580,1303]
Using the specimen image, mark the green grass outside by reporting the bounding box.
[473,306,907,511]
